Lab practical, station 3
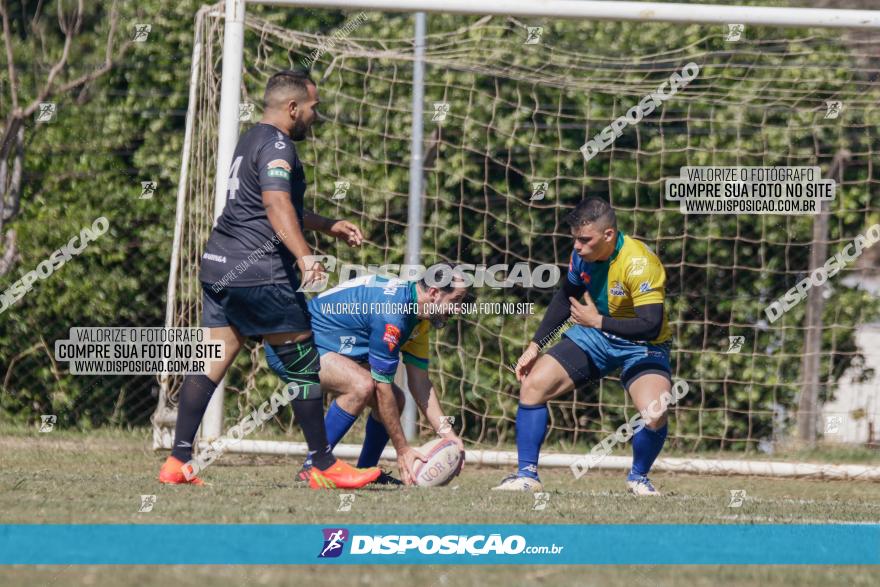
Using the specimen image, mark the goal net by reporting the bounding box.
[154,2,880,478]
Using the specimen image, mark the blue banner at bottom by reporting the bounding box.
[1,524,877,565]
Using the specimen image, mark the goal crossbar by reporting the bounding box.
[256,0,880,29]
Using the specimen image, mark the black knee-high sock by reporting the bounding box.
[171,374,218,462]
[292,397,335,470]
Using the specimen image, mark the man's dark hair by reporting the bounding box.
[565,197,617,230]
[264,70,315,109]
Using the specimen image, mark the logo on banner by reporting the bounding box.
[319,528,349,558]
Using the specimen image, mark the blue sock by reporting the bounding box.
[516,403,548,480]
[304,401,356,468]
[630,424,668,477]
[357,412,390,468]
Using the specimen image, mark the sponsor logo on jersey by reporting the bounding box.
[629,257,648,276]
[638,281,653,293]
[383,324,401,351]
[318,528,349,558]
[266,159,291,179]
[267,159,291,171]
[609,281,625,296]
[202,252,227,263]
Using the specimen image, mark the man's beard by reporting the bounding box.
[290,118,309,141]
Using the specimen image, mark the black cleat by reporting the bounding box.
[372,469,403,486]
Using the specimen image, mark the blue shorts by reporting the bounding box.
[551,326,672,390]
[200,281,312,337]
[311,331,368,361]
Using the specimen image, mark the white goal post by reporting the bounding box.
[152,0,880,481]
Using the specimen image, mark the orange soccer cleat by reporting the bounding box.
[158,455,205,486]
[308,460,381,489]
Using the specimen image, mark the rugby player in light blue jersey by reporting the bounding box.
[269,269,468,485]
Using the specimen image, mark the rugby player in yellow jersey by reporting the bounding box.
[493,197,673,495]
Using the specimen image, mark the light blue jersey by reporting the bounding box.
[308,275,431,383]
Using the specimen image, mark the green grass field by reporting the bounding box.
[1,428,878,586]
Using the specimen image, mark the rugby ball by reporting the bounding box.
[412,438,463,487]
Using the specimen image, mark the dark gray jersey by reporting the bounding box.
[199,123,306,287]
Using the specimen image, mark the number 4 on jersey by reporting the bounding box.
[226,155,243,200]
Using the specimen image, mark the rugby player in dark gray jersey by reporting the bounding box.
[159,70,380,489]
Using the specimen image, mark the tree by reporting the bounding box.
[0,0,128,277]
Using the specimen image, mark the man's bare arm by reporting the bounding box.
[406,365,453,436]
[263,191,312,260]
[375,380,409,452]
[375,380,425,484]
[302,207,363,246]
[262,191,324,287]
[406,364,465,454]
[302,208,334,234]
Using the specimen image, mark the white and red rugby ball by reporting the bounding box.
[412,438,463,487]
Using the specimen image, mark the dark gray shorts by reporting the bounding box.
[201,281,312,337]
